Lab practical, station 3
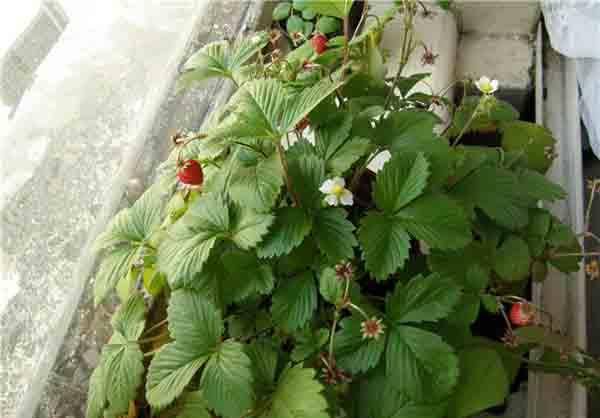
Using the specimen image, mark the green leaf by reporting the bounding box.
[229,151,284,211]
[428,244,491,290]
[201,340,254,418]
[293,0,309,11]
[175,391,211,418]
[273,2,292,20]
[314,114,371,174]
[287,153,326,209]
[158,193,228,287]
[95,185,165,250]
[358,212,411,280]
[306,0,354,18]
[214,76,344,142]
[374,153,430,213]
[329,137,371,174]
[147,345,211,410]
[246,339,279,388]
[258,365,329,418]
[93,185,166,304]
[94,245,139,306]
[146,290,222,408]
[313,208,357,262]
[501,121,556,173]
[386,326,459,402]
[86,364,107,418]
[178,33,269,90]
[103,336,145,414]
[272,272,318,331]
[350,367,447,418]
[493,235,531,281]
[315,16,341,34]
[517,169,566,204]
[375,110,440,148]
[302,8,317,19]
[223,250,276,302]
[448,96,518,137]
[447,347,509,418]
[319,266,344,304]
[257,207,312,258]
[387,273,462,324]
[287,15,305,34]
[451,166,529,229]
[304,21,315,37]
[230,206,275,250]
[335,316,386,374]
[396,194,472,250]
[292,327,329,362]
[111,294,146,341]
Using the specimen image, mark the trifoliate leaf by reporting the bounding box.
[428,245,491,291]
[447,348,509,418]
[386,326,459,402]
[200,340,254,418]
[319,266,344,304]
[374,153,430,213]
[501,120,556,173]
[258,365,329,418]
[396,194,472,250]
[451,166,529,229]
[272,271,317,331]
[213,76,344,142]
[158,193,228,287]
[448,96,518,137]
[313,207,357,262]
[330,137,371,174]
[291,327,329,362]
[175,391,211,418]
[230,205,275,250]
[315,114,353,159]
[335,316,386,374]
[178,33,269,90]
[146,290,222,408]
[387,273,462,324]
[446,293,481,326]
[358,212,411,280]
[229,152,284,211]
[257,207,312,258]
[287,153,326,210]
[492,235,531,281]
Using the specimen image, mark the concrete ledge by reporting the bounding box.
[455,1,539,36]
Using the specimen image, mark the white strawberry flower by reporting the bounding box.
[475,76,499,95]
[319,177,353,206]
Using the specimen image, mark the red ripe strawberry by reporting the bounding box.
[311,33,328,55]
[509,302,535,326]
[177,160,204,186]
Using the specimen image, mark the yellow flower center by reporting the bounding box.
[332,184,344,196]
[480,82,493,94]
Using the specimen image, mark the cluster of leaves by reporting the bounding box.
[87,3,583,418]
[272,0,346,41]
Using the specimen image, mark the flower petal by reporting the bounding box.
[325,194,339,206]
[340,190,354,206]
[490,79,499,92]
[319,179,335,194]
[332,177,346,188]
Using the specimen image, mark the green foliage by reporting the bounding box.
[178,32,269,89]
[271,271,318,331]
[447,347,509,418]
[87,15,582,418]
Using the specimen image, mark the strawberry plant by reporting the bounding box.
[86,2,596,418]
